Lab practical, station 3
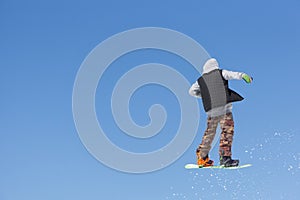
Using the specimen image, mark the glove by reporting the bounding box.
[242,74,253,83]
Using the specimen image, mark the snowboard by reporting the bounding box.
[185,163,251,170]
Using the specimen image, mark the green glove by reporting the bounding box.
[242,74,253,83]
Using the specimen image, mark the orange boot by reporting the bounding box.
[197,156,214,167]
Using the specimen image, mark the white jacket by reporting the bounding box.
[189,58,245,117]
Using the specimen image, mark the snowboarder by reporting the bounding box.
[189,58,252,167]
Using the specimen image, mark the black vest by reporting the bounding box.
[197,69,244,112]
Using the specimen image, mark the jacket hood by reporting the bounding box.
[202,58,219,74]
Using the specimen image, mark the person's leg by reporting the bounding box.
[219,112,234,157]
[196,116,219,161]
[219,112,239,167]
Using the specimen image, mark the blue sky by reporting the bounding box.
[1,0,300,199]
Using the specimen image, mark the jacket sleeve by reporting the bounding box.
[222,69,244,80]
[189,81,202,98]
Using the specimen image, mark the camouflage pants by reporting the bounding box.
[196,112,234,159]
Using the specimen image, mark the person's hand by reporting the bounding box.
[242,74,253,83]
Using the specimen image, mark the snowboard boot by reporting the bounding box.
[220,156,239,167]
[198,155,214,167]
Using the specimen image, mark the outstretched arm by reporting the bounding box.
[222,70,253,83]
[222,70,243,80]
[189,81,202,98]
